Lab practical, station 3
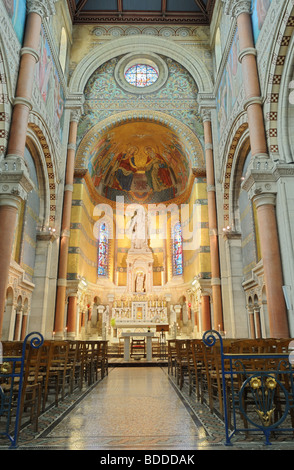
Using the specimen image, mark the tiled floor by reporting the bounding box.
[2,366,294,451]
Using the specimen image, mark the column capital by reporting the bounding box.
[222,0,251,18]
[70,109,82,123]
[26,0,57,18]
[0,155,34,203]
[241,155,278,202]
[201,109,212,123]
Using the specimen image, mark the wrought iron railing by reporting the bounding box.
[203,330,294,446]
[0,332,44,448]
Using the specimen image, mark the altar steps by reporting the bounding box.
[108,357,168,367]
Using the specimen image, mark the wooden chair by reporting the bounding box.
[152,337,160,358]
[99,341,108,379]
[42,341,71,411]
[67,340,83,392]
[190,339,206,402]
[118,337,125,357]
[1,340,44,436]
[175,340,190,391]
[131,338,145,358]
[167,339,177,376]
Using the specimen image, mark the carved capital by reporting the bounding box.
[222,0,251,18]
[26,0,56,18]
[241,155,278,202]
[0,155,34,202]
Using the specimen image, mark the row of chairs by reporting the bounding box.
[0,339,108,440]
[168,337,294,420]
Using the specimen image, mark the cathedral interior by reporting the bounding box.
[1,0,294,452]
[1,0,294,344]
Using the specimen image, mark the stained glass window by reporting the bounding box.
[124,64,159,88]
[98,223,109,276]
[172,222,183,276]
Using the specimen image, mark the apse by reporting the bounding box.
[85,120,192,205]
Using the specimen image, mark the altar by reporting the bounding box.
[121,332,154,361]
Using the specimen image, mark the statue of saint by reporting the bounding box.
[127,206,149,250]
[135,272,145,292]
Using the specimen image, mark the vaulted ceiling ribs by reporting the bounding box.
[67,0,215,24]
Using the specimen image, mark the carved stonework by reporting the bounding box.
[27,0,56,18]
[0,154,34,203]
[222,0,251,18]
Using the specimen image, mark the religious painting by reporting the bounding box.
[251,0,272,44]
[35,27,65,141]
[3,0,26,44]
[216,31,242,137]
[87,121,191,204]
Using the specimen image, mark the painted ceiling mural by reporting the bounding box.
[87,121,191,204]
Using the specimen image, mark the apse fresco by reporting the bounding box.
[3,0,26,44]
[87,121,191,204]
[251,0,272,44]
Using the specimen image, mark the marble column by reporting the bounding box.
[226,0,289,337]
[67,294,77,339]
[202,111,224,331]
[248,308,255,339]
[0,1,56,338]
[54,111,80,339]
[13,307,22,340]
[201,294,211,332]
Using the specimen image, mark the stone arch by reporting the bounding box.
[264,3,294,162]
[69,35,213,96]
[221,116,248,226]
[76,109,205,174]
[27,118,58,225]
[0,48,10,156]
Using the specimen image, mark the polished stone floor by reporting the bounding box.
[2,366,294,451]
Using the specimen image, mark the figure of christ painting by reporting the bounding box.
[87,121,191,204]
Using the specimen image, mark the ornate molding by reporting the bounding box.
[26,0,56,18]
[0,154,34,203]
[20,46,40,63]
[238,47,257,63]
[222,0,251,18]
[241,155,278,202]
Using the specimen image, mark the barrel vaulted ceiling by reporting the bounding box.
[67,0,216,24]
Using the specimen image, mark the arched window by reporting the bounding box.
[98,222,109,276]
[172,222,183,276]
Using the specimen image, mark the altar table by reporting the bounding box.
[121,332,154,361]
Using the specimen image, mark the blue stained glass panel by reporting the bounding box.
[125,64,159,88]
[172,223,183,276]
[98,223,109,276]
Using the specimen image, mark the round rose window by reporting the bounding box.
[124,64,159,88]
